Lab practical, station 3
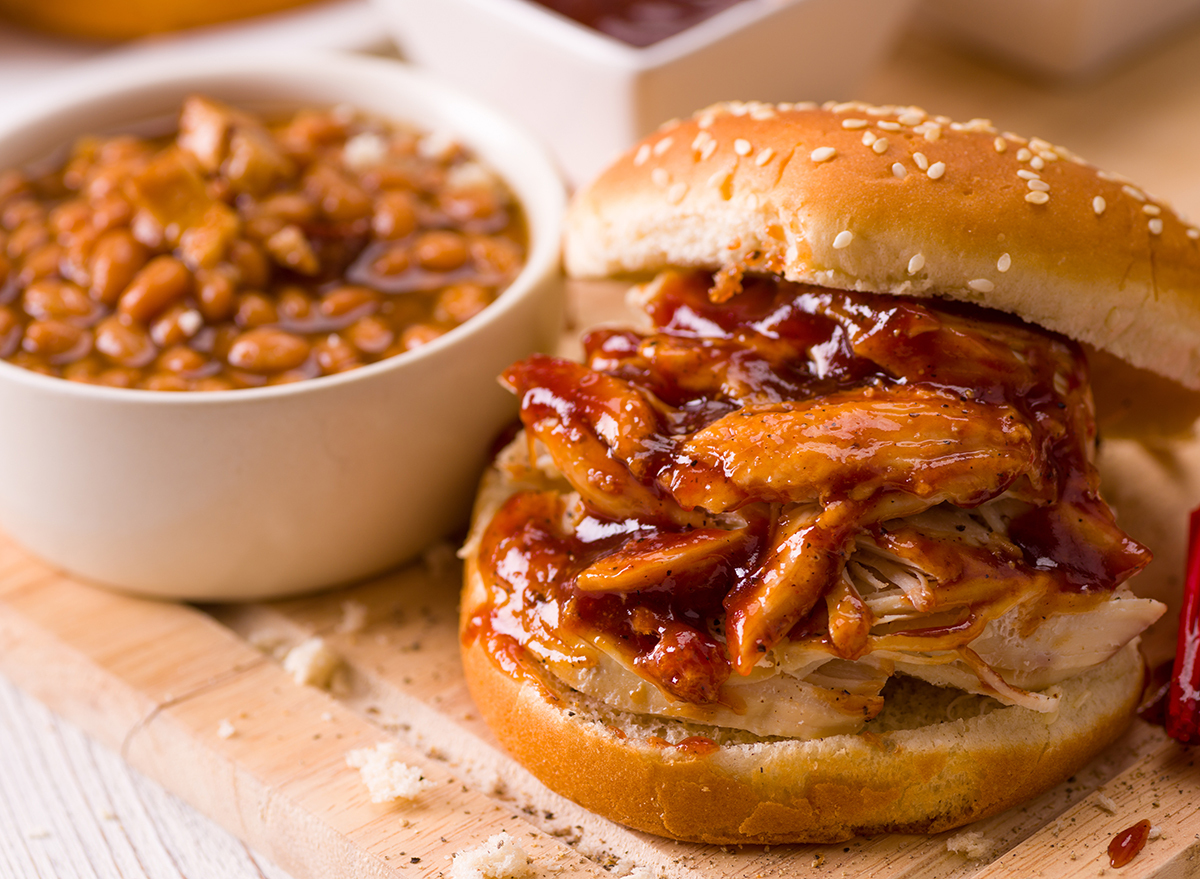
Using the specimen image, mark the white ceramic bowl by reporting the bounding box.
[0,51,566,600]
[372,0,919,185]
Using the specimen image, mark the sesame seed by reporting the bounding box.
[1093,196,1106,215]
[1149,218,1164,235]
[892,162,907,178]
[927,162,946,179]
[700,140,718,161]
[1188,227,1200,240]
[899,111,925,126]
[734,139,752,156]
[862,131,877,146]
[877,121,902,131]
[833,230,854,249]
[1029,137,1052,152]
[692,131,712,150]
[968,279,995,293]
[1027,179,1050,192]
[997,253,1011,272]
[1122,184,1147,202]
[1017,148,1033,162]
[651,167,670,187]
[873,138,889,154]
[667,182,688,204]
[755,148,774,166]
[1017,169,1040,180]
[811,146,837,162]
[1025,190,1050,204]
[912,152,929,171]
[842,118,868,129]
[1143,204,1162,216]
[634,144,651,166]
[907,253,925,274]
[994,137,1007,153]
[1030,156,1045,170]
[707,168,731,190]
[653,137,673,156]
[923,125,942,142]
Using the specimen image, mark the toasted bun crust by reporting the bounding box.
[564,101,1200,392]
[460,467,1146,845]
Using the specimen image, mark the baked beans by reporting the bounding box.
[0,96,527,390]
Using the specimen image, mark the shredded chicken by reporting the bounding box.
[473,270,1163,739]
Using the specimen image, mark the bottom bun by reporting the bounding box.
[460,469,1146,844]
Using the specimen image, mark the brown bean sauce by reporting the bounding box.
[471,271,1151,702]
[0,96,526,391]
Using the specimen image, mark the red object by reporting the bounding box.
[1166,507,1200,744]
[1108,818,1151,868]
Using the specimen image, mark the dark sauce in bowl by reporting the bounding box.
[526,0,744,46]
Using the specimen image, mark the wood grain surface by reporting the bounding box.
[0,674,293,879]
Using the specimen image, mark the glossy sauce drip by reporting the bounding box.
[473,271,1151,703]
[1108,818,1151,868]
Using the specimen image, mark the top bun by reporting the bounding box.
[565,101,1200,392]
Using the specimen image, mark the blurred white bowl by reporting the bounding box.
[0,51,566,600]
[372,0,918,185]
[918,0,1200,79]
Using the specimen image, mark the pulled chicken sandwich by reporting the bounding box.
[459,101,1200,844]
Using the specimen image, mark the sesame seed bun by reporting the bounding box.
[460,464,1146,845]
[564,101,1200,396]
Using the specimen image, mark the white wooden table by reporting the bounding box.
[4,8,1200,879]
[0,673,294,879]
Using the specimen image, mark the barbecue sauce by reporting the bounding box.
[471,271,1151,704]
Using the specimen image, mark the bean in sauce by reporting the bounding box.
[0,96,526,391]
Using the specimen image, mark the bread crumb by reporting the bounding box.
[283,637,340,688]
[335,600,368,634]
[450,832,532,879]
[616,864,658,879]
[945,829,993,859]
[27,827,50,840]
[217,719,237,739]
[345,742,433,803]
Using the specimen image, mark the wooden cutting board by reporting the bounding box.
[1,283,1199,878]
